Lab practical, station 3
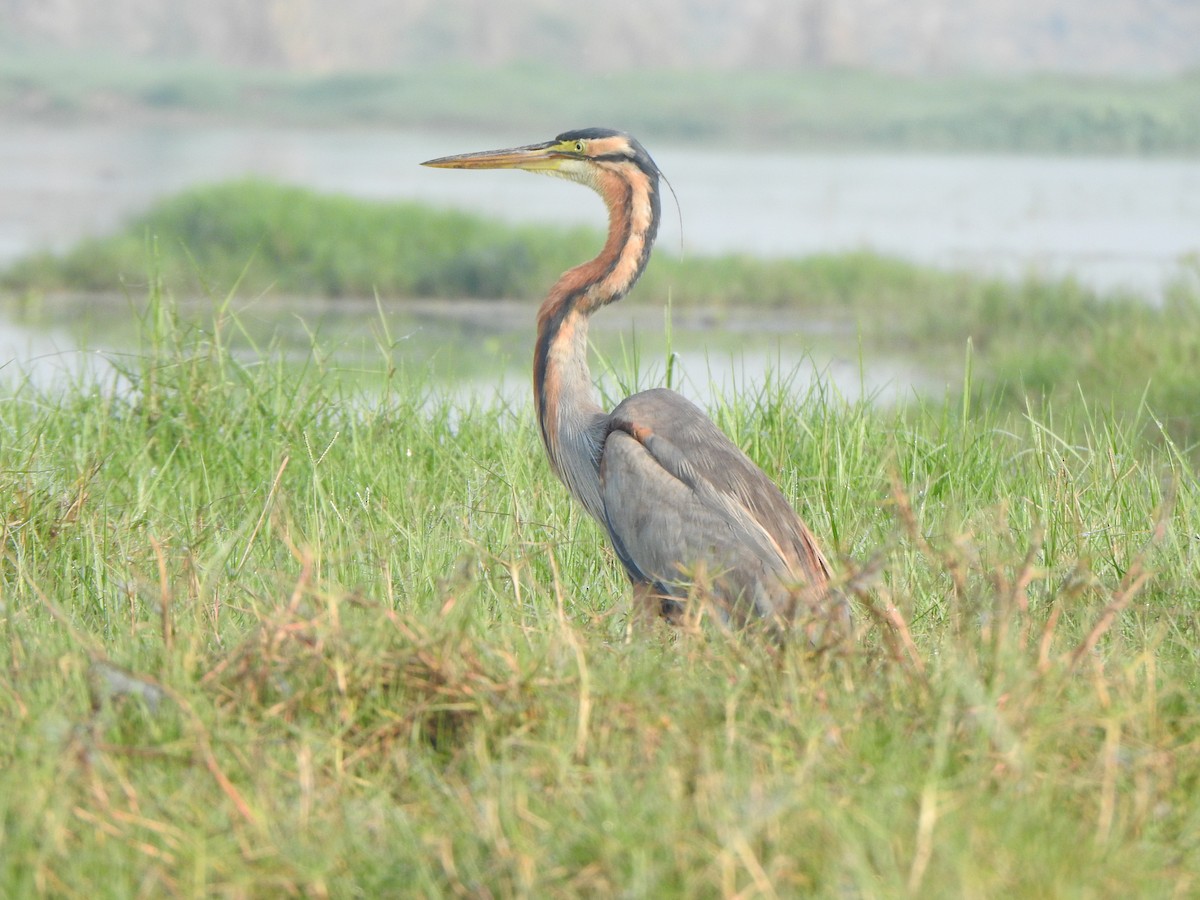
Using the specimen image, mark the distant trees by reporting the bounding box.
[2,0,1197,74]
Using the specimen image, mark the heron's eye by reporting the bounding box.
[574,141,585,153]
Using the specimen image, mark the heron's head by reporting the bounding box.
[422,127,661,194]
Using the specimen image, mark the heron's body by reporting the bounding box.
[424,129,847,636]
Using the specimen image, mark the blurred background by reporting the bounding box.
[1,0,1199,398]
[6,0,1199,73]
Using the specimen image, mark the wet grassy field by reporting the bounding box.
[2,282,1198,894]
[2,175,1200,893]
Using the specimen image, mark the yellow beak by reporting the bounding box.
[421,141,565,172]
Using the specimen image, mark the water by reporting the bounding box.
[0,291,931,406]
[2,123,1199,396]
[4,123,1198,293]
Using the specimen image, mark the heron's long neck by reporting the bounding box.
[533,166,660,518]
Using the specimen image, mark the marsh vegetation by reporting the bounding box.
[2,173,1199,894]
[5,49,1200,155]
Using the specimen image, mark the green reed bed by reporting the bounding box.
[7,180,1200,447]
[1,283,1198,896]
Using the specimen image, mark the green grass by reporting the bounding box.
[1,180,601,300]
[7,180,1200,448]
[4,44,1200,153]
[1,281,1199,895]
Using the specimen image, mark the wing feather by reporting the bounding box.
[599,388,837,628]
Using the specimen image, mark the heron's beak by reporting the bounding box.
[421,141,564,173]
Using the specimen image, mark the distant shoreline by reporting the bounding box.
[3,54,1198,155]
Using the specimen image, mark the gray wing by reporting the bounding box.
[599,387,836,629]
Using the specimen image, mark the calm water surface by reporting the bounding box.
[4,123,1198,292]
[0,291,929,406]
[2,123,1198,395]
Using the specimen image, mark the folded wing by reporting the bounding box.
[598,388,839,631]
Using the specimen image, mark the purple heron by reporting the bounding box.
[424,128,848,639]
